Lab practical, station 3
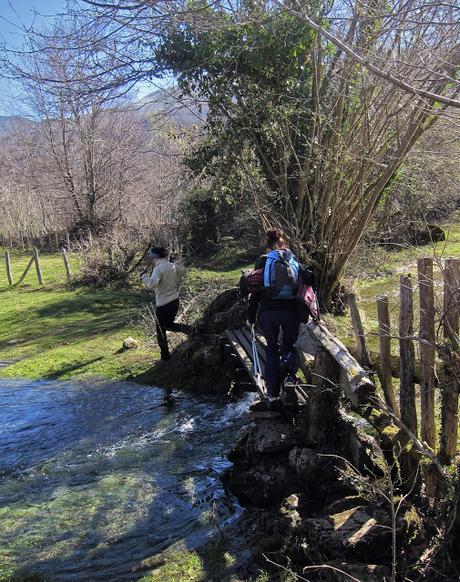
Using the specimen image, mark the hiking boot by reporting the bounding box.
[250,397,280,412]
[281,375,299,408]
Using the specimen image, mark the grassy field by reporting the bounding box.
[334,219,460,355]
[0,250,246,382]
[1,220,459,384]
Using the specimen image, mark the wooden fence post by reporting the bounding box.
[348,293,371,367]
[377,295,399,416]
[15,255,35,286]
[33,247,44,285]
[62,249,71,286]
[439,258,460,463]
[399,274,417,436]
[417,258,437,451]
[5,251,13,286]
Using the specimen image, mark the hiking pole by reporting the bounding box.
[251,324,265,398]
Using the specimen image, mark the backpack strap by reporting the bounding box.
[263,250,280,288]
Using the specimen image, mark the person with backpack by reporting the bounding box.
[141,246,191,361]
[246,228,315,406]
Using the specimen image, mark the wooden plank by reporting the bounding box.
[62,249,72,286]
[299,321,374,405]
[225,329,267,397]
[308,347,341,444]
[233,328,256,362]
[15,255,35,286]
[225,330,253,374]
[399,274,417,436]
[417,258,436,450]
[348,293,371,367]
[238,328,267,366]
[225,328,310,406]
[295,384,309,404]
[376,296,399,417]
[439,258,460,463]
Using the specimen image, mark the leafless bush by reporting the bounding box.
[72,228,149,286]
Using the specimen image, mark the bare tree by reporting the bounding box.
[2,0,458,301]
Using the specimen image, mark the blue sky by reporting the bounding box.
[0,0,67,115]
[0,0,157,116]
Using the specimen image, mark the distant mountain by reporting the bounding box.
[133,89,207,126]
[0,89,206,135]
[0,115,37,133]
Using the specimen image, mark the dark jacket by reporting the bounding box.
[247,253,315,324]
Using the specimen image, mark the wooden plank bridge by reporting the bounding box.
[222,323,368,407]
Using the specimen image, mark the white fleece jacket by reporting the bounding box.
[141,259,187,307]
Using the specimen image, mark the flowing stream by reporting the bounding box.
[0,378,252,581]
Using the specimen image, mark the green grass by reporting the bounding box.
[139,540,238,582]
[0,251,248,383]
[2,222,459,385]
[342,218,460,354]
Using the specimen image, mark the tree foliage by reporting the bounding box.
[152,0,459,302]
[1,0,459,300]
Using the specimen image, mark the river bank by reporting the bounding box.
[3,220,460,385]
[0,251,246,385]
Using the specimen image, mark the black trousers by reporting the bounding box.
[156,298,191,360]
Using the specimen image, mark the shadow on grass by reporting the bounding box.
[0,287,150,356]
[46,356,105,380]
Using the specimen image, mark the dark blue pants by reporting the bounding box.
[258,309,300,398]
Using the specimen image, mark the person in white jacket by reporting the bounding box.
[141,246,191,361]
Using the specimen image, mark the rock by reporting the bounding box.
[310,561,391,581]
[122,337,139,350]
[225,457,298,508]
[247,420,299,454]
[299,505,392,562]
[412,224,445,246]
[279,494,302,529]
[167,334,231,393]
[326,496,370,515]
[289,447,322,477]
[198,288,246,334]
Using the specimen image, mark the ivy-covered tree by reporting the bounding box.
[154,0,459,303]
[5,0,457,302]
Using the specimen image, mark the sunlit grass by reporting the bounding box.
[0,251,248,382]
[341,218,460,355]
